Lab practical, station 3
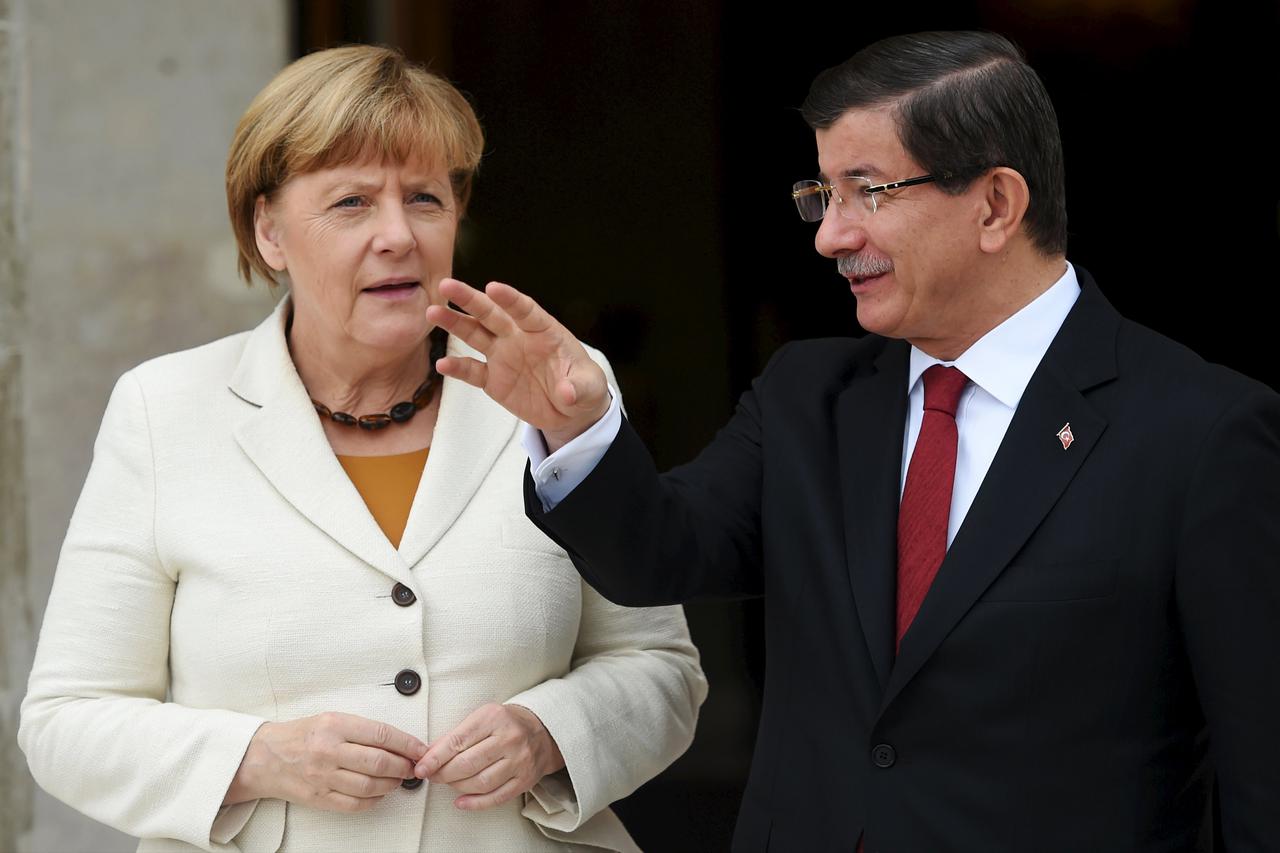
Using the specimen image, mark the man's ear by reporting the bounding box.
[254,195,287,272]
[976,167,1031,254]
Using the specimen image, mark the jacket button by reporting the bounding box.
[871,744,896,768]
[401,777,423,790]
[394,669,421,696]
[392,583,416,606]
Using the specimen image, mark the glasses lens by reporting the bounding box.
[792,181,827,222]
[833,176,874,219]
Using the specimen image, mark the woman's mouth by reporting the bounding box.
[362,280,421,299]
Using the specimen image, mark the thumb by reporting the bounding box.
[555,376,583,409]
[554,366,607,415]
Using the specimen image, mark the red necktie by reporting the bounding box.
[896,365,969,651]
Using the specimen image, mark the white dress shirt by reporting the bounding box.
[904,263,1079,545]
[524,387,624,509]
[526,264,1081,535]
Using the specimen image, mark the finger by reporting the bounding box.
[437,278,517,338]
[437,276,476,305]
[434,355,488,389]
[425,303,495,353]
[416,714,493,778]
[341,717,428,762]
[337,743,415,781]
[484,282,554,334]
[446,757,516,795]
[320,790,383,814]
[454,775,526,811]
[429,735,502,784]
[329,768,404,799]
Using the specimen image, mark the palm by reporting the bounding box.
[428,279,609,441]
[483,327,584,425]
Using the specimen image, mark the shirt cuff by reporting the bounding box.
[521,387,622,511]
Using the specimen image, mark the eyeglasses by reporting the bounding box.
[791,173,943,222]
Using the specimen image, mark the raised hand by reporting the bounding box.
[427,279,610,451]
[223,712,428,813]
[413,702,565,811]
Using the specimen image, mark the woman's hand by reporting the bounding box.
[223,712,428,813]
[413,703,566,811]
[427,279,610,452]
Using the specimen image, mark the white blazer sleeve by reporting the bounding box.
[509,587,706,839]
[18,372,267,851]
[504,349,708,838]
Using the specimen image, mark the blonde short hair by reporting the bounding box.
[225,45,484,285]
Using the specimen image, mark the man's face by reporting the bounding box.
[814,108,987,356]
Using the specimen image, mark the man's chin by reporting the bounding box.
[853,300,905,339]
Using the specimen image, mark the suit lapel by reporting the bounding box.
[396,335,516,569]
[880,275,1120,711]
[836,338,910,691]
[229,296,410,584]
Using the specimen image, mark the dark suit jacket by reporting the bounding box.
[525,270,1280,852]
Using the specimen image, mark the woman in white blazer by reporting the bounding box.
[19,45,706,853]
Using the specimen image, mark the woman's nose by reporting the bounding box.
[372,205,416,255]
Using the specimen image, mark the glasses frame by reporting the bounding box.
[791,173,946,222]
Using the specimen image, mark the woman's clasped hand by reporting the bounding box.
[224,713,426,812]
[415,703,565,810]
[225,703,564,814]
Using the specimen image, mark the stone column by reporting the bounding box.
[0,0,34,850]
[13,3,286,850]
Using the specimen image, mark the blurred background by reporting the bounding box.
[2,1,1276,851]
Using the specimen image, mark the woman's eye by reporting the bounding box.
[410,192,442,206]
[333,196,364,209]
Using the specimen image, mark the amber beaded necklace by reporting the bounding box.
[306,327,449,432]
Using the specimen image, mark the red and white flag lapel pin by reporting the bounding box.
[1056,422,1075,450]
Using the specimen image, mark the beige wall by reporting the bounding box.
[5,2,287,850]
[2,0,35,848]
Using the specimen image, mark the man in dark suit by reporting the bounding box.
[428,31,1280,852]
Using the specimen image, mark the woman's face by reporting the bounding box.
[255,155,458,353]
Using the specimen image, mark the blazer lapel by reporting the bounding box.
[881,276,1120,711]
[836,338,910,691]
[396,335,516,569]
[228,296,409,583]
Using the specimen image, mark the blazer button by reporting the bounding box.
[392,583,416,606]
[871,744,897,768]
[394,669,421,696]
[401,777,423,790]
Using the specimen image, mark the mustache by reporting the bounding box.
[837,254,894,279]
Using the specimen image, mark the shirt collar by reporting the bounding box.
[907,262,1081,410]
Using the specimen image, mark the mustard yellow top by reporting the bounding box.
[336,447,430,549]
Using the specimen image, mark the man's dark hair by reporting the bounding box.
[802,31,1067,256]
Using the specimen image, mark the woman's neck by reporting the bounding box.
[288,312,431,416]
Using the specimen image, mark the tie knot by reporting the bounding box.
[922,365,969,417]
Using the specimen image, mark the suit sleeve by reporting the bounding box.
[18,372,267,851]
[1175,384,1280,849]
[523,345,793,607]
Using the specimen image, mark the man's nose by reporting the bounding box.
[814,205,866,259]
[372,204,417,255]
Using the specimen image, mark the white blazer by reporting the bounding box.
[19,297,707,853]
